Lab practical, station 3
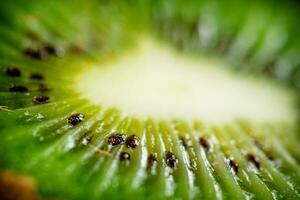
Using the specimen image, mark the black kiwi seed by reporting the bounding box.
[228,159,239,173]
[5,67,21,77]
[199,137,210,151]
[30,73,44,80]
[108,134,126,146]
[9,85,28,92]
[125,134,140,148]
[32,96,49,104]
[24,48,46,60]
[165,151,178,168]
[246,153,260,169]
[119,151,130,161]
[147,154,158,167]
[68,113,85,126]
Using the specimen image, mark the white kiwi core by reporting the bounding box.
[76,38,296,124]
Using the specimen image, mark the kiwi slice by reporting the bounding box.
[0,0,300,199]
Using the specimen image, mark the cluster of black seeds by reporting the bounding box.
[68,113,85,126]
[32,96,49,104]
[24,43,62,60]
[107,133,141,149]
[165,151,178,168]
[105,134,142,163]
[30,73,50,93]
[24,48,47,60]
[6,68,30,92]
[108,134,127,146]
[5,65,51,104]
